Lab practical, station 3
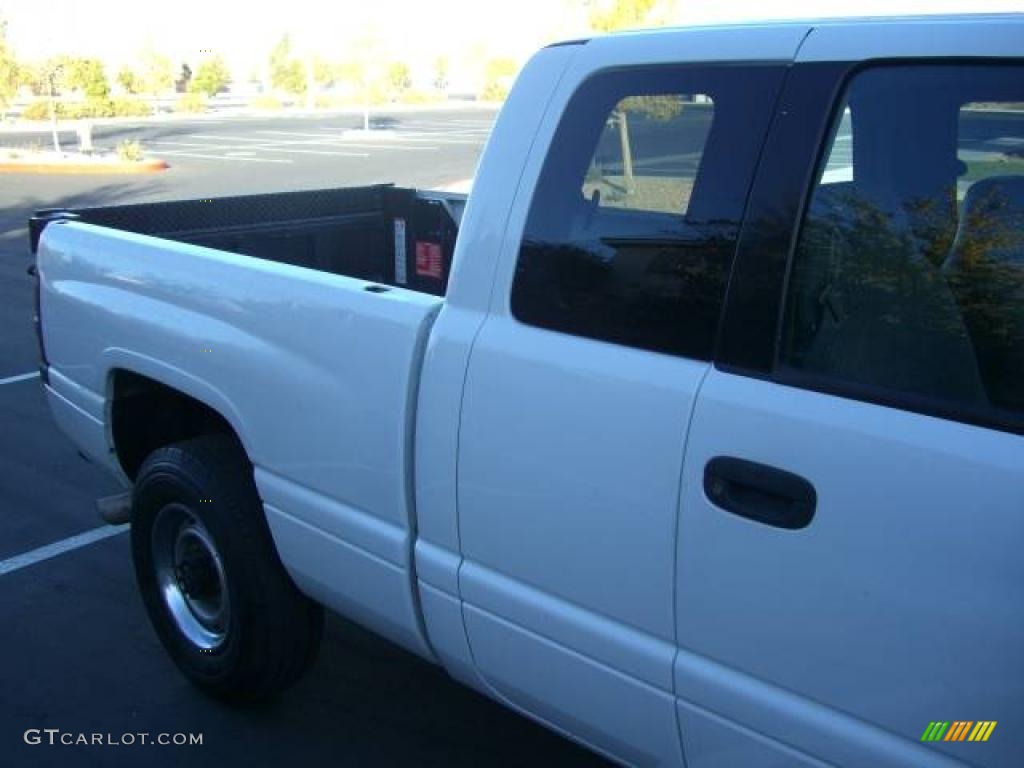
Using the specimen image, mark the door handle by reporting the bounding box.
[703,456,816,529]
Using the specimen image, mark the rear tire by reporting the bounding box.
[131,434,323,702]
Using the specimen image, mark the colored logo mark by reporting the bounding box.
[921,721,996,742]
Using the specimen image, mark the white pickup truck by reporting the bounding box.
[29,15,1023,768]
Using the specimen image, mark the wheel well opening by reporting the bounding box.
[111,370,237,481]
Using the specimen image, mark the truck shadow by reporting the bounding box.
[0,533,609,768]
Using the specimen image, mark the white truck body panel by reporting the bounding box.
[39,221,441,657]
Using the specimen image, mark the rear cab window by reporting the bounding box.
[512,65,787,360]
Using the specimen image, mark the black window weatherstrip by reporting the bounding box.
[714,60,854,375]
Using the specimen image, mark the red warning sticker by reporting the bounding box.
[415,241,443,279]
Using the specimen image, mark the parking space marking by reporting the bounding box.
[0,524,127,577]
[253,130,455,148]
[340,138,480,146]
[150,139,373,158]
[338,144,438,151]
[0,371,38,385]
[154,150,293,164]
[184,133,431,154]
[398,120,493,132]
[307,143,435,152]
[257,130,377,139]
[190,133,296,143]
[251,148,371,157]
[147,140,238,148]
[141,126,488,166]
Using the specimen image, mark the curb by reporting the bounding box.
[0,158,169,174]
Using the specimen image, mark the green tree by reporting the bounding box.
[20,58,65,151]
[141,49,173,96]
[433,56,448,90]
[116,66,142,94]
[480,58,517,101]
[313,56,335,87]
[63,57,109,100]
[386,62,411,93]
[17,60,49,96]
[589,0,659,32]
[189,55,230,97]
[0,20,19,120]
[620,94,684,120]
[269,34,305,95]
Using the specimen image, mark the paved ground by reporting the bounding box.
[0,108,607,767]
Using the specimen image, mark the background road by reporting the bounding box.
[0,107,607,767]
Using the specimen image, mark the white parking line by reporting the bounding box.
[184,134,426,153]
[0,525,128,577]
[341,137,480,146]
[257,130,369,139]
[0,371,38,385]
[190,133,293,143]
[155,150,293,164]
[195,133,428,151]
[392,133,485,142]
[142,122,489,164]
[399,120,493,131]
[343,143,439,151]
[147,140,237,148]
[251,141,434,154]
[251,148,371,157]
[253,131,454,149]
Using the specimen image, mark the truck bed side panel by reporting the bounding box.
[39,220,442,659]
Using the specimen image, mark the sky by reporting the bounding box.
[1,0,1021,77]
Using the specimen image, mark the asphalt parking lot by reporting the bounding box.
[0,107,607,767]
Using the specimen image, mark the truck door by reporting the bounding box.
[674,60,1024,767]
[456,62,787,766]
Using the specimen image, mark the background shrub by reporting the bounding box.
[174,93,206,113]
[397,89,444,105]
[115,139,143,162]
[112,98,152,117]
[251,94,284,110]
[21,100,52,120]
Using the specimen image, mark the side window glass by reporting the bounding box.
[780,65,1024,425]
[512,66,785,360]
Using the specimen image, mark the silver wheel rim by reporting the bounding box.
[151,503,230,649]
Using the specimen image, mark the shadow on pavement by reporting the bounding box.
[0,534,608,768]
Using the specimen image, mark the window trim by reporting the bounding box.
[716,57,1024,436]
[715,61,851,372]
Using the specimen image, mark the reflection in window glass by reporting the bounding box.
[781,66,1024,427]
[820,107,853,185]
[580,94,713,215]
[958,102,1024,200]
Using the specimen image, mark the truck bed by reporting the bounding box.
[33,186,455,661]
[30,184,463,297]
